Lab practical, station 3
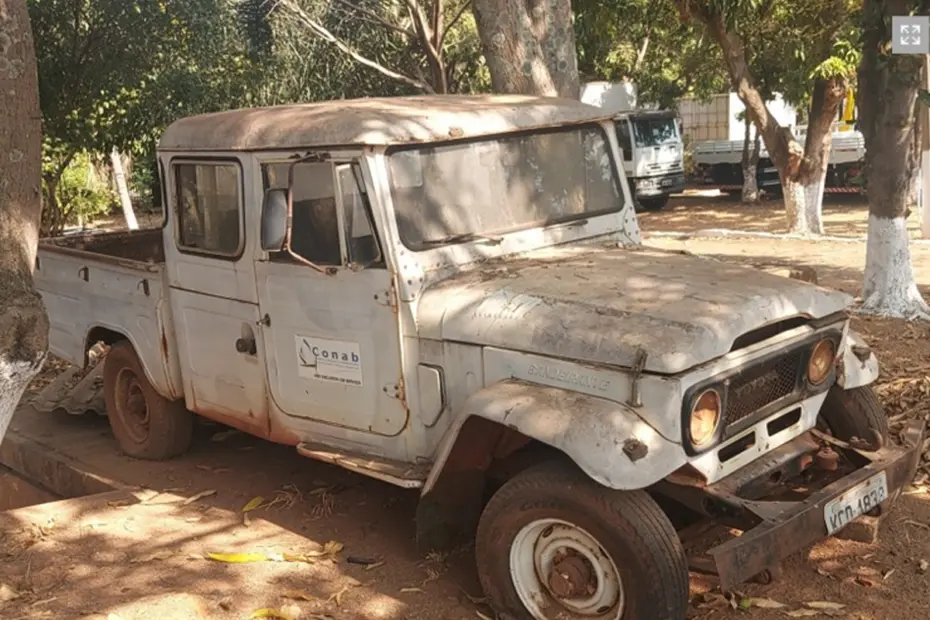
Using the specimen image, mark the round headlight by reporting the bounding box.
[808,339,836,385]
[690,388,721,447]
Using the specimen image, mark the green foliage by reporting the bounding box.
[573,0,728,107]
[677,0,861,124]
[41,152,115,230]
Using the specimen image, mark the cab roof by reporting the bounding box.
[158,95,612,152]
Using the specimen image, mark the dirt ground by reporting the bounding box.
[4,192,930,620]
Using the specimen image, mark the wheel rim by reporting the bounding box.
[115,367,150,444]
[509,518,624,619]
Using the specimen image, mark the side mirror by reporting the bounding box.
[261,188,288,252]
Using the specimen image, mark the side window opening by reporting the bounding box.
[175,162,242,256]
[262,160,383,268]
[264,161,342,265]
[616,121,633,162]
[338,164,382,267]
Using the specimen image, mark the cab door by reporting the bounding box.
[162,155,269,434]
[254,155,408,437]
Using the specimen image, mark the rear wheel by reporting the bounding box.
[103,341,193,460]
[475,461,688,620]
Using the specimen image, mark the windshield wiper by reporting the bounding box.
[419,232,504,247]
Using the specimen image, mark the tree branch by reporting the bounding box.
[432,0,443,49]
[275,0,435,93]
[439,0,471,49]
[330,0,415,38]
[404,0,447,92]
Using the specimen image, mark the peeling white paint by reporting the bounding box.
[860,214,930,319]
[0,356,45,444]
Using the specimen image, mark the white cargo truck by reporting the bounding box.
[32,95,921,620]
[685,92,865,195]
[581,81,686,210]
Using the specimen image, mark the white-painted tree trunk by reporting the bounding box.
[741,120,760,203]
[0,358,42,442]
[860,215,930,319]
[0,0,50,447]
[782,172,826,236]
[802,165,827,234]
[111,148,138,230]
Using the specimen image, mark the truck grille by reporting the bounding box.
[724,349,805,430]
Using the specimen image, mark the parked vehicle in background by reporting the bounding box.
[687,91,865,196]
[582,81,686,210]
[31,95,922,620]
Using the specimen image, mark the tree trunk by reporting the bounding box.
[741,115,760,203]
[471,0,580,98]
[0,0,50,443]
[857,0,929,319]
[701,10,844,235]
[111,148,138,230]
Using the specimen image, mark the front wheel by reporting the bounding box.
[637,195,670,212]
[818,384,889,450]
[475,461,688,620]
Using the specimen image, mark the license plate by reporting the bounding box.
[660,178,673,187]
[824,472,888,535]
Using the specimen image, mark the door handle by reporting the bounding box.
[235,336,257,356]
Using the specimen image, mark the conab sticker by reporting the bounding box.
[295,335,363,386]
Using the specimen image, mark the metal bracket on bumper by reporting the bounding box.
[669,420,924,592]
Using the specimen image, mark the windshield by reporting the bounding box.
[386,124,623,250]
[630,117,679,147]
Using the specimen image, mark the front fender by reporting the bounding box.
[837,329,879,389]
[422,380,687,493]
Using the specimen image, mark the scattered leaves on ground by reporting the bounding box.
[180,489,217,506]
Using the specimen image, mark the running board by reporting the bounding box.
[296,442,429,489]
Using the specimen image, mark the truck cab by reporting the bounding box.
[32,95,922,620]
[613,109,686,210]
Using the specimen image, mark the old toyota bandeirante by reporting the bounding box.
[33,95,923,620]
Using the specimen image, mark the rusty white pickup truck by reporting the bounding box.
[32,95,923,620]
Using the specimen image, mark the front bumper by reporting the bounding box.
[634,173,686,197]
[670,420,924,591]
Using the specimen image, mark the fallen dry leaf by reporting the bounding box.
[242,496,265,512]
[806,601,846,611]
[855,575,877,587]
[326,585,351,606]
[400,587,424,594]
[206,552,282,563]
[919,559,929,574]
[250,608,293,619]
[0,583,20,602]
[211,429,240,442]
[282,590,314,602]
[181,489,217,506]
[131,550,173,563]
[746,597,786,609]
[785,611,820,618]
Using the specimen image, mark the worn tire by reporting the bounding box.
[475,461,688,620]
[103,341,193,460]
[818,384,889,450]
[636,195,670,212]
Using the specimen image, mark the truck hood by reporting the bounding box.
[416,246,851,374]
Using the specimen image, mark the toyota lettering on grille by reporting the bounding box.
[729,370,781,408]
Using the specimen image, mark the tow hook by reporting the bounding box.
[814,446,839,471]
